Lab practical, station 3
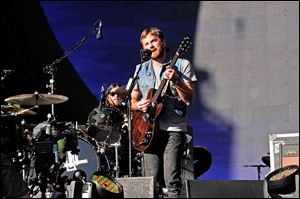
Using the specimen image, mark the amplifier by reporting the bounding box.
[269,133,299,171]
[116,176,156,198]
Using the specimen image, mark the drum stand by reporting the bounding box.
[111,143,121,178]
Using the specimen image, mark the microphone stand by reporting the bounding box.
[243,164,268,180]
[125,50,151,177]
[43,19,102,119]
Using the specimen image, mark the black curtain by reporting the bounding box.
[1,1,98,124]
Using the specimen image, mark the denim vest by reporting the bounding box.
[135,58,188,131]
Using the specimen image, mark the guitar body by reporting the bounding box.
[131,89,163,151]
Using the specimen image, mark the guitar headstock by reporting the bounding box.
[177,35,192,56]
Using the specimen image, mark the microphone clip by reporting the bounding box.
[1,69,15,81]
[96,20,103,40]
[43,64,57,75]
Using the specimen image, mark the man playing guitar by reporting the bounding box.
[131,27,197,198]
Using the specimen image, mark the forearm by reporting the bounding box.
[172,79,195,105]
[131,99,139,111]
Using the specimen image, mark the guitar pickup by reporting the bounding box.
[142,113,149,122]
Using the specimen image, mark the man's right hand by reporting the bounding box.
[136,99,151,112]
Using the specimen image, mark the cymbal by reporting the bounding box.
[5,93,68,105]
[1,105,37,115]
[1,105,14,112]
[114,85,128,98]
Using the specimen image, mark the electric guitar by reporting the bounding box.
[131,35,192,151]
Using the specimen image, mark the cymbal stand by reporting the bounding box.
[43,19,102,119]
[111,142,121,178]
[46,76,56,120]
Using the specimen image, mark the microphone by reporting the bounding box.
[99,84,105,110]
[140,49,152,62]
[96,20,103,40]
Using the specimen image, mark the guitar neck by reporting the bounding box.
[151,53,180,104]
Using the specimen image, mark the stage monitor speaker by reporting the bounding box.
[116,176,156,198]
[181,180,264,198]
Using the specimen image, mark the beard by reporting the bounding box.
[151,46,166,60]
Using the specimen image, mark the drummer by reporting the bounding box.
[104,83,127,113]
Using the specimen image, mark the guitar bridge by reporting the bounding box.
[140,131,153,145]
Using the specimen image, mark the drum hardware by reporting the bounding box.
[66,170,94,198]
[87,83,123,145]
[23,121,81,198]
[87,107,123,145]
[110,142,121,178]
[1,104,38,116]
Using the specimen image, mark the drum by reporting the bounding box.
[62,136,110,181]
[87,107,124,145]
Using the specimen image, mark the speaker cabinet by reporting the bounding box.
[269,133,299,171]
[116,176,156,198]
[181,180,264,198]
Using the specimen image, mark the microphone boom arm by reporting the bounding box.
[42,19,102,118]
[43,19,102,74]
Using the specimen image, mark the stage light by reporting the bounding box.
[263,165,299,198]
[90,171,124,198]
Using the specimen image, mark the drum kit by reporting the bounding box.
[1,21,144,197]
[1,85,142,198]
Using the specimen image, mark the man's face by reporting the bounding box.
[141,34,165,60]
[107,87,121,107]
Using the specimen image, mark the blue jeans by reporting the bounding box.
[144,130,186,197]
